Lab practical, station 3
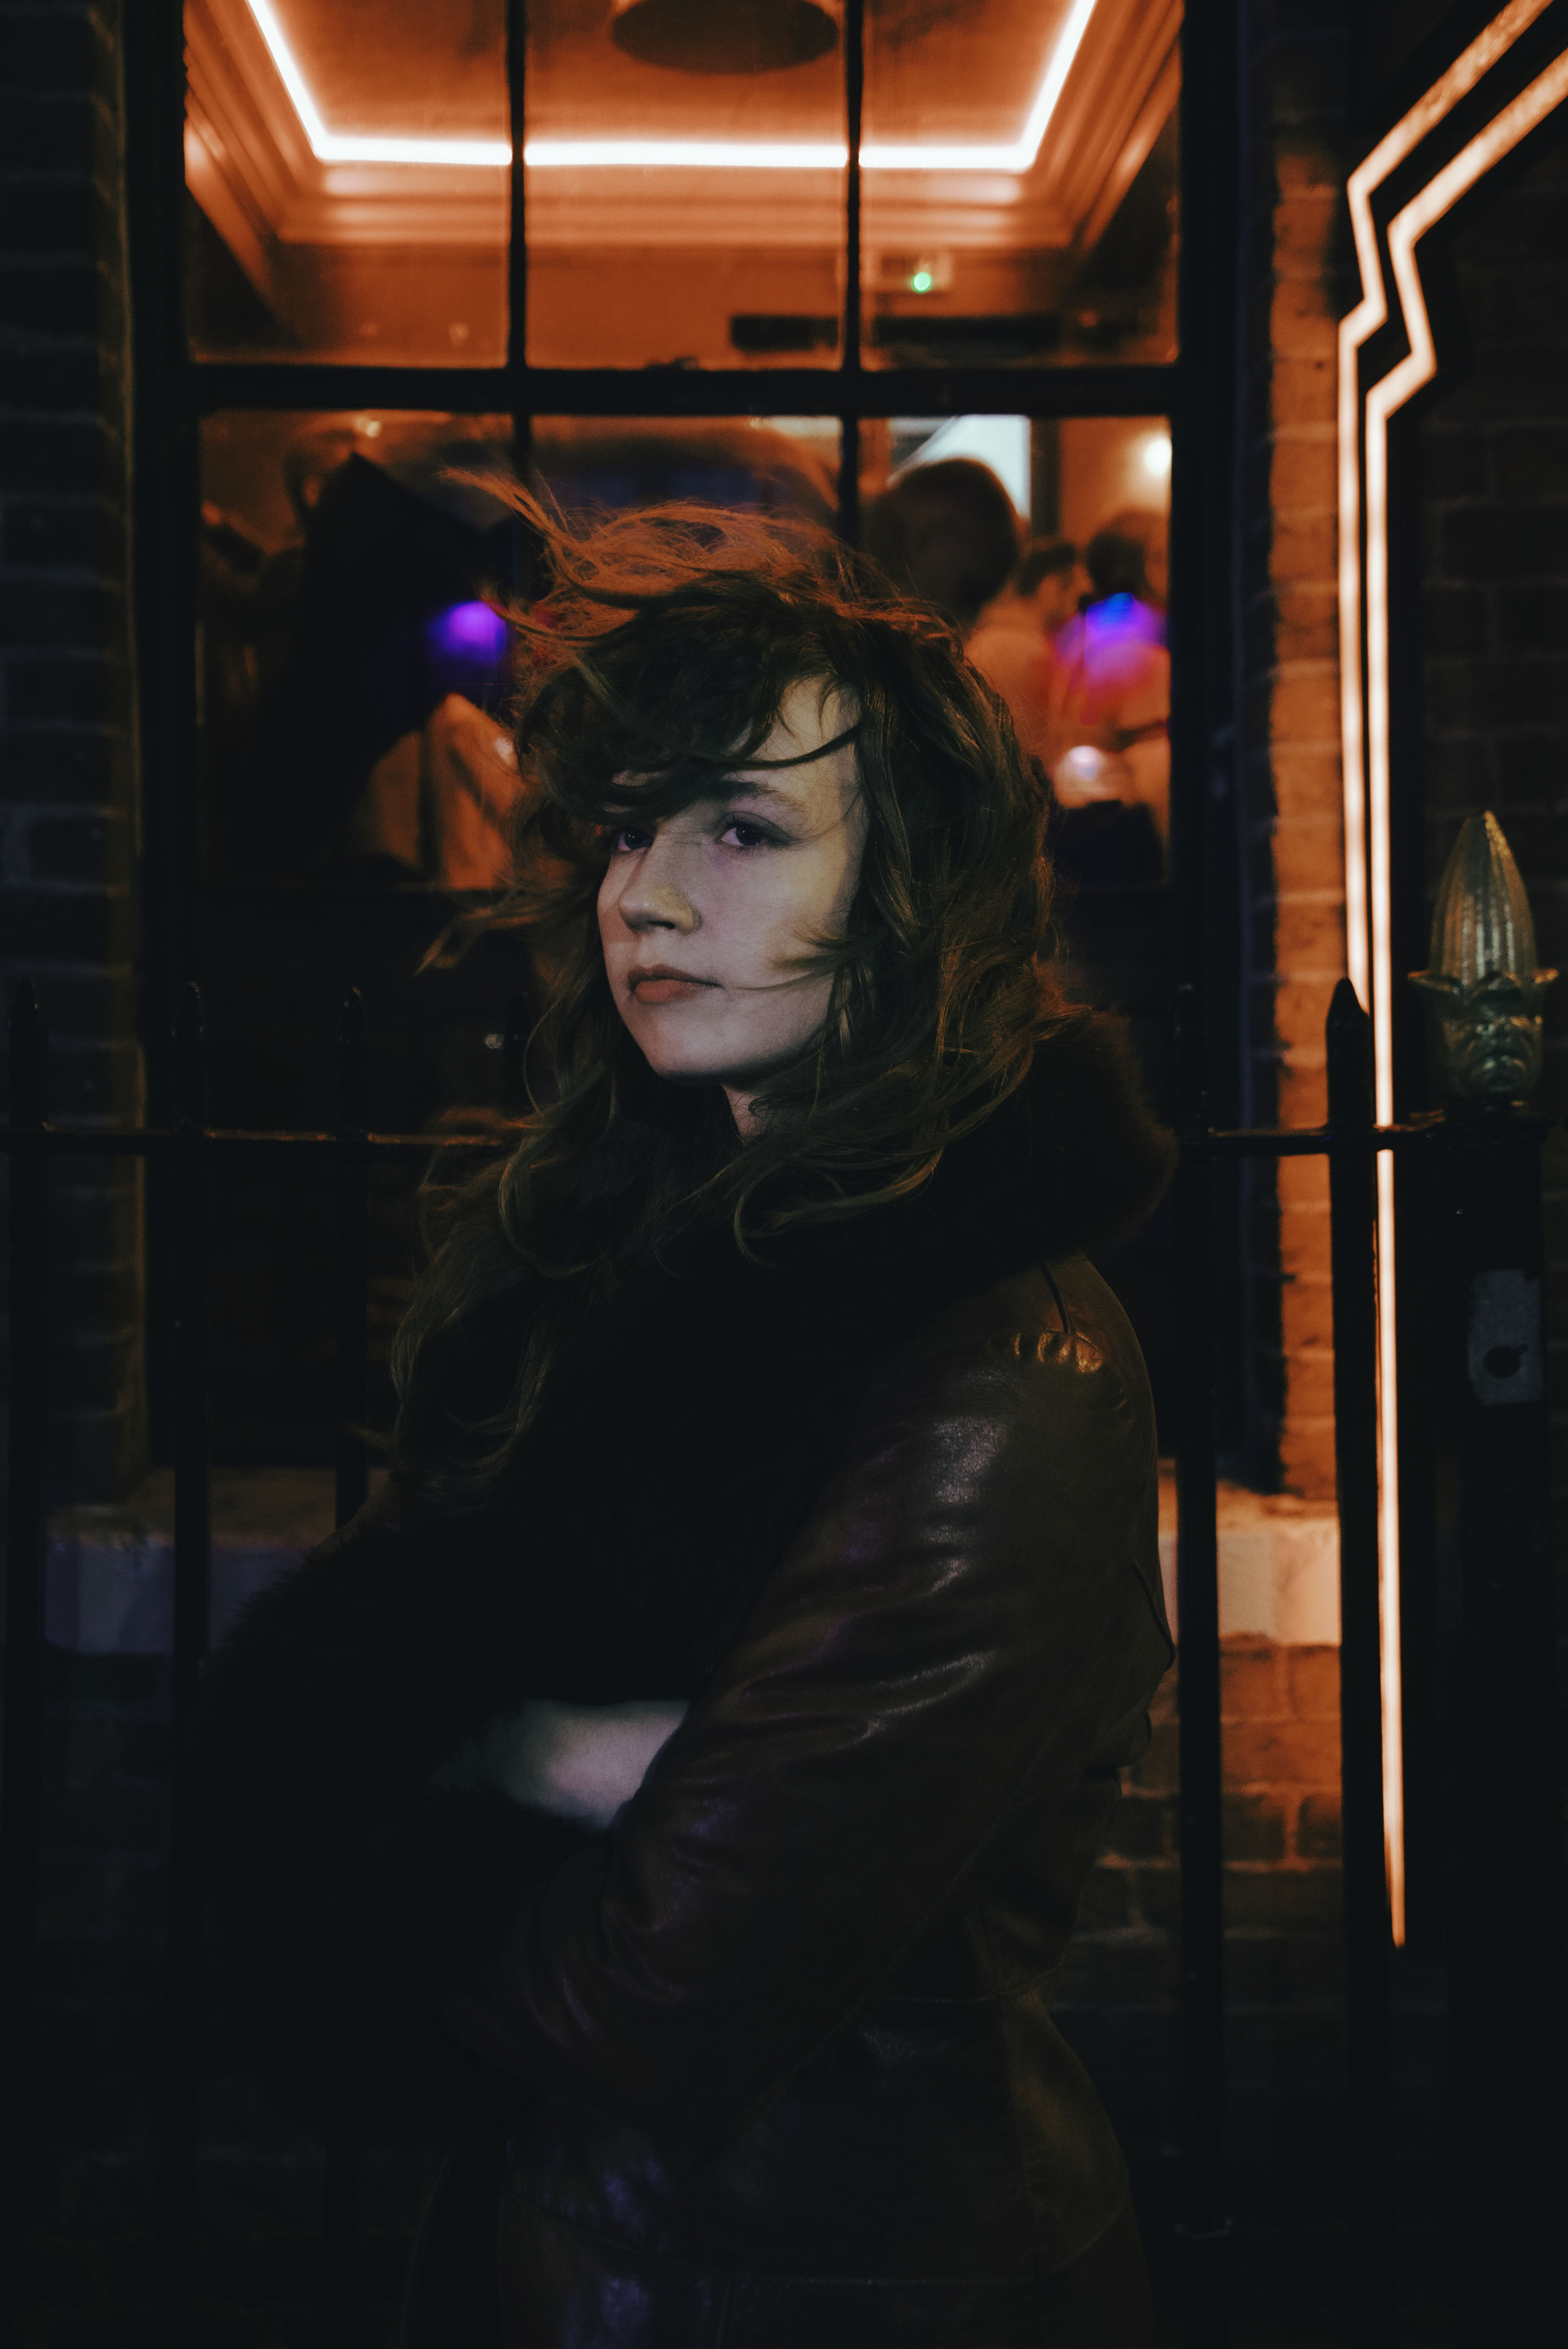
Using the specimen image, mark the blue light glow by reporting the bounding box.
[428,601,508,663]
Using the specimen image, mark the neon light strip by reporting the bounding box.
[245,0,1099,172]
[1338,0,1551,1011]
[1336,0,1563,1949]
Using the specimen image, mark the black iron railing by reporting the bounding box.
[3,973,1559,2346]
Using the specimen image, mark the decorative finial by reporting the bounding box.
[1410,811,1555,1102]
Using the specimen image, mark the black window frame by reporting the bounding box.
[125,0,1245,1427]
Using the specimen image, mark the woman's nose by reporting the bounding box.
[617,854,699,934]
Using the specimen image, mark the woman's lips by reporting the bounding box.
[629,972,715,1004]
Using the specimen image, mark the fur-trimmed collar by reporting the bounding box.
[196,1009,1172,2144]
[429,1008,1176,1688]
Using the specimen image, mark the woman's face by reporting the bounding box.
[597,682,867,1128]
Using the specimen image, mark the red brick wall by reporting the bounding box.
[1059,1635,1450,2338]
[1239,7,1353,1499]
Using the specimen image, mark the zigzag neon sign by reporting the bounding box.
[1337,0,1568,1947]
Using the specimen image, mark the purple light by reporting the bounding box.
[427,600,508,662]
[1084,592,1163,650]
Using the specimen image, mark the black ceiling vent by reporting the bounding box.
[611,0,840,76]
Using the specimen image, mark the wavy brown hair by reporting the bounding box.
[391,488,1076,1508]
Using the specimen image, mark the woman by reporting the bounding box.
[198,498,1176,2346]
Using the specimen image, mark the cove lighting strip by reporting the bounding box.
[1337,0,1566,1948]
[245,0,1099,172]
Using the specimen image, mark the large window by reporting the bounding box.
[163,0,1185,1456]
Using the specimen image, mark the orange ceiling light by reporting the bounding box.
[1337,0,1568,1948]
[245,0,1101,172]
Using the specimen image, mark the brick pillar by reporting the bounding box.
[1240,4,1352,1498]
[1,0,144,1501]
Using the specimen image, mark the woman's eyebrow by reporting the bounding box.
[716,777,792,804]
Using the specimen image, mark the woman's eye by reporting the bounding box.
[608,825,655,854]
[721,821,776,850]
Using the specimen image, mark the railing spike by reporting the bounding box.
[1326,978,1372,1130]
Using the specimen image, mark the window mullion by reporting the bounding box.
[507,0,530,484]
[838,0,865,544]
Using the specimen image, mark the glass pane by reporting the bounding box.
[858,404,1171,1078]
[185,0,508,362]
[533,413,840,522]
[525,8,845,367]
[193,408,839,1457]
[861,0,1180,369]
[199,409,839,888]
[200,409,524,880]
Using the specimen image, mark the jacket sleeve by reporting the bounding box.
[440,1291,1172,2139]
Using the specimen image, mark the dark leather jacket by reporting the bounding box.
[196,1018,1174,2345]
[443,1254,1172,2342]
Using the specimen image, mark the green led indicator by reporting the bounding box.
[910,268,934,294]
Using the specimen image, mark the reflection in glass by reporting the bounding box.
[198,411,840,884]
[524,10,845,367]
[862,0,1179,369]
[201,411,525,882]
[532,416,839,525]
[185,0,508,362]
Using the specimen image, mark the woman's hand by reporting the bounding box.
[436,1699,690,1831]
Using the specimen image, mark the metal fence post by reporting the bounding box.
[1324,980,1395,2343]
[1,981,48,2325]
[1431,1101,1564,2341]
[321,991,371,2340]
[837,0,864,546]
[1171,980,1228,2346]
[151,984,212,2347]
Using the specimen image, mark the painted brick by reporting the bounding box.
[1273,581,1338,661]
[0,579,114,648]
[1268,435,1336,514]
[1222,1716,1342,1789]
[1220,1639,1287,1718]
[0,497,126,574]
[1273,892,1343,968]
[0,729,125,803]
[0,12,98,90]
[1285,1645,1341,1719]
[1493,424,1568,498]
[1495,581,1568,653]
[1270,354,1335,431]
[0,91,96,172]
[1296,1793,1342,1859]
[1269,506,1336,584]
[1438,503,1560,580]
[0,344,108,410]
[1276,1348,1334,1419]
[6,653,122,724]
[1427,655,1568,730]
[0,180,100,253]
[1223,1868,1342,1935]
[23,811,131,885]
[1223,1793,1290,1863]
[0,256,113,337]
[0,416,114,494]
[1421,426,1489,500]
[1103,1794,1169,1861]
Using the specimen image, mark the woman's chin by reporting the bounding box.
[636,1044,777,1097]
[635,1045,737,1090]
